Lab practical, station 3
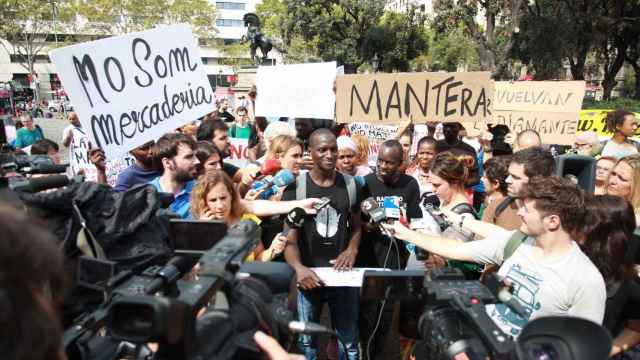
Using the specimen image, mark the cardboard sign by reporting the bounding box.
[472,81,585,145]
[255,62,337,119]
[49,24,214,159]
[336,72,493,125]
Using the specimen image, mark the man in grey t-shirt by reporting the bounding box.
[384,176,606,337]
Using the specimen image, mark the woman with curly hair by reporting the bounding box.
[191,170,287,261]
[601,109,640,159]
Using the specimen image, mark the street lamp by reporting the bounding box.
[372,53,379,73]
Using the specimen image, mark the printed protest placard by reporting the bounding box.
[471,81,585,145]
[225,138,251,168]
[255,62,337,119]
[336,72,493,125]
[348,122,401,167]
[578,109,640,140]
[49,24,214,159]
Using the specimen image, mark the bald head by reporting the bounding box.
[309,128,335,148]
[515,130,542,151]
[379,140,403,162]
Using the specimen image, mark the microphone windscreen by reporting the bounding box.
[360,197,379,215]
[273,169,295,187]
[260,159,281,176]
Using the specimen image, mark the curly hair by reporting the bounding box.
[0,206,66,360]
[581,195,636,283]
[430,151,474,187]
[605,108,635,133]
[523,176,585,236]
[484,155,512,195]
[191,170,244,222]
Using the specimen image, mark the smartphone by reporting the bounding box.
[313,197,331,211]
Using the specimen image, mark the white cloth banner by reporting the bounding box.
[49,24,214,159]
[255,62,337,119]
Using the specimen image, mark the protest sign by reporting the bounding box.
[336,72,493,125]
[578,109,640,140]
[67,126,94,176]
[348,122,401,167]
[471,81,585,145]
[49,24,214,159]
[225,138,251,168]
[255,62,337,119]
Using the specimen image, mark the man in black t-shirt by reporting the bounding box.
[436,122,479,185]
[359,140,422,359]
[282,129,362,360]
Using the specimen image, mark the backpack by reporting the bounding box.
[493,196,516,223]
[295,172,356,210]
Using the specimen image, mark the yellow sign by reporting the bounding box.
[578,109,640,139]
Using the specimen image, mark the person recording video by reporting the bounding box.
[383,176,606,337]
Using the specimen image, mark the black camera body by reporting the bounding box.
[65,220,296,360]
[363,267,612,360]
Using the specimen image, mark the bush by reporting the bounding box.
[583,98,640,112]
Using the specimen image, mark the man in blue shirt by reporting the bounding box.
[149,133,200,219]
[114,140,158,192]
[14,114,43,149]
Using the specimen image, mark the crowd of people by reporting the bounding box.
[4,92,640,360]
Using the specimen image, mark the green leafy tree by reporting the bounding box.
[76,0,216,37]
[433,0,525,79]
[426,25,479,72]
[0,0,77,99]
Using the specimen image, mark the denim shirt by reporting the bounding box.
[149,177,195,219]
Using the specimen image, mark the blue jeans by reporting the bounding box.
[297,287,359,360]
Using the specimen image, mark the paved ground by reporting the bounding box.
[33,113,70,163]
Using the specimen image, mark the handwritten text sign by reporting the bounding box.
[49,24,214,159]
[472,81,585,145]
[336,72,493,125]
[255,62,337,119]
[348,122,400,167]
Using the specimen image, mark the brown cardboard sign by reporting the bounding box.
[336,72,493,125]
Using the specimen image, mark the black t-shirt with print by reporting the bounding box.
[282,172,363,267]
[357,173,422,268]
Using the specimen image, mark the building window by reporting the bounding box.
[216,2,245,10]
[10,54,50,63]
[216,19,244,27]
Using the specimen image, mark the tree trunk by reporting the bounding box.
[632,63,640,100]
[568,47,588,80]
[602,42,627,100]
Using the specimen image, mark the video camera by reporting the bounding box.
[362,267,612,360]
[65,220,297,360]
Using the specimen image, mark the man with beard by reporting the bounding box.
[149,133,199,219]
[282,129,363,360]
[358,140,422,360]
[114,140,158,192]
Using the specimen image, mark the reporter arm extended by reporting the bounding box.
[241,199,307,217]
[402,230,475,262]
[463,218,508,239]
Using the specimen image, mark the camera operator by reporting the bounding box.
[282,129,363,360]
[384,176,606,337]
[357,139,422,359]
[0,206,67,360]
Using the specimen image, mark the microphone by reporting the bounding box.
[288,321,335,335]
[484,273,528,320]
[256,159,281,177]
[382,196,401,219]
[361,197,386,223]
[254,169,296,199]
[282,207,306,236]
[497,288,528,319]
[10,174,82,193]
